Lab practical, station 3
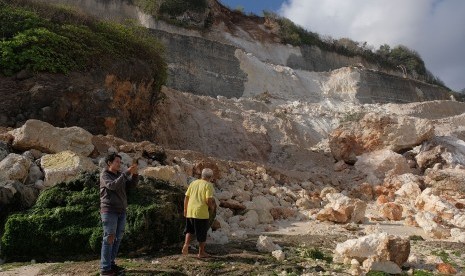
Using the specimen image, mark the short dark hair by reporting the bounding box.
[105,153,122,165]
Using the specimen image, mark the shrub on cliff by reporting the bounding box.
[0,0,167,91]
[134,0,207,17]
[133,0,209,28]
[0,172,184,261]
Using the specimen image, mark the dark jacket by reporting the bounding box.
[100,169,139,213]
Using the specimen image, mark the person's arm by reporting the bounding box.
[100,171,127,191]
[184,185,192,217]
[184,196,189,217]
[126,164,139,189]
[206,183,216,212]
[207,197,216,212]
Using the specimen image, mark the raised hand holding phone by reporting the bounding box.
[129,158,139,175]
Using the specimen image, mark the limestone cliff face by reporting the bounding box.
[29,0,453,103]
[151,29,247,98]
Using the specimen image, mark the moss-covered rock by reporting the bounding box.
[1,172,184,261]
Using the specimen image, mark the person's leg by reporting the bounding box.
[182,233,192,255]
[182,218,194,255]
[198,242,209,257]
[110,212,126,267]
[194,219,210,258]
[100,212,118,273]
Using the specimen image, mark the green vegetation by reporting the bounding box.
[207,261,225,270]
[133,0,209,28]
[0,262,32,272]
[366,271,390,276]
[134,0,207,16]
[0,0,167,91]
[340,112,365,123]
[300,247,333,263]
[1,172,185,261]
[409,235,425,241]
[431,249,458,267]
[412,270,435,276]
[263,11,448,89]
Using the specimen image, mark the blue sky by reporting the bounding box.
[220,0,465,91]
[219,0,284,15]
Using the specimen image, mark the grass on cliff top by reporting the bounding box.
[133,0,208,16]
[0,0,167,90]
[132,0,210,29]
[0,172,185,262]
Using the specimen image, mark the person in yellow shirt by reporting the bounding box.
[182,168,216,258]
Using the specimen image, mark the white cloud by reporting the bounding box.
[280,0,465,91]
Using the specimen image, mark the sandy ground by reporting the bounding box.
[0,263,52,276]
[3,217,464,276]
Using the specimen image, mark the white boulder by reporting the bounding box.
[9,119,94,156]
[256,235,281,253]
[0,153,32,182]
[41,151,97,187]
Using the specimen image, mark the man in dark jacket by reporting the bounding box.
[100,153,139,276]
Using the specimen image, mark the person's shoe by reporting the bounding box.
[100,269,115,276]
[111,264,126,273]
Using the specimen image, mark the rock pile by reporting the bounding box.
[2,102,465,275]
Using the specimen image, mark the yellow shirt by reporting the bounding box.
[185,179,214,219]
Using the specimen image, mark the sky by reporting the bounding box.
[220,0,465,91]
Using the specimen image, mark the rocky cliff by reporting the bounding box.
[29,0,453,102]
[0,60,158,140]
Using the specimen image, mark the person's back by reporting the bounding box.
[182,168,216,258]
[186,179,214,219]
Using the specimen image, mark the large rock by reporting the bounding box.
[380,202,403,221]
[26,163,44,185]
[240,210,259,228]
[334,233,410,274]
[385,173,422,190]
[220,199,246,211]
[256,235,281,253]
[436,263,457,275]
[416,136,465,170]
[272,250,286,261]
[0,141,11,161]
[395,181,421,203]
[296,197,320,209]
[269,207,297,220]
[9,120,94,156]
[0,153,32,182]
[316,193,366,223]
[415,188,456,217]
[415,211,451,238]
[415,188,465,229]
[41,151,97,187]
[245,195,275,223]
[363,259,402,275]
[139,166,188,187]
[450,228,465,243]
[0,180,39,223]
[329,113,434,163]
[0,179,39,209]
[424,167,465,196]
[354,149,411,184]
[349,183,374,201]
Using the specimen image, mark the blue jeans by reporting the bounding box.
[100,212,126,272]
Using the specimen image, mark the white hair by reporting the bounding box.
[201,168,213,180]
